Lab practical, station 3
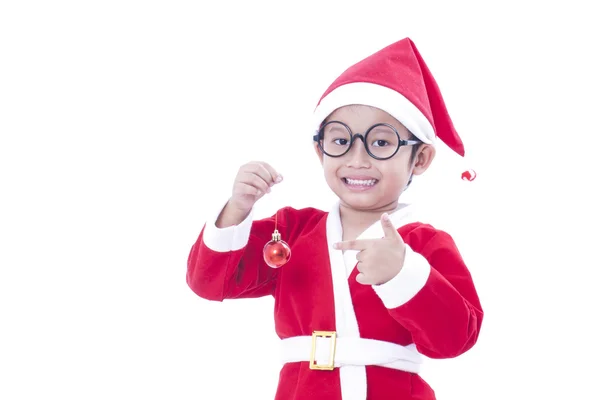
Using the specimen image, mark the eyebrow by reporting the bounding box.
[325,125,347,132]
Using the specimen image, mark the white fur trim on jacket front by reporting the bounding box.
[325,201,427,400]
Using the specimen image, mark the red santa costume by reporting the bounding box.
[187,38,483,400]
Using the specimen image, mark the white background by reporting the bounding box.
[1,1,599,399]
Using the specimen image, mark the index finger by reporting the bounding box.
[255,161,283,185]
[333,239,375,251]
[245,161,281,186]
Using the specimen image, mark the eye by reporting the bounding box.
[333,138,349,146]
[371,139,389,147]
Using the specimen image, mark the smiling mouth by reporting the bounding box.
[343,178,378,186]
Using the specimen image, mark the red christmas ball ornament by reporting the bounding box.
[263,229,291,268]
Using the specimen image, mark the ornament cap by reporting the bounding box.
[272,229,281,241]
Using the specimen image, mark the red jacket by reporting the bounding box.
[187,202,483,400]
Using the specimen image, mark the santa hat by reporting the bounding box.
[312,37,476,182]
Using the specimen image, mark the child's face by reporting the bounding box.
[314,105,435,212]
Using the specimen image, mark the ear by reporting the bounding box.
[314,142,324,165]
[411,144,436,176]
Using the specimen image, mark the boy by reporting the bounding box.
[187,37,483,400]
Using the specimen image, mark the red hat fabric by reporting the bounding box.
[313,37,466,158]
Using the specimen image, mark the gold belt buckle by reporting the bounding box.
[309,331,337,370]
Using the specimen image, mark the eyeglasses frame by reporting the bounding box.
[312,120,422,160]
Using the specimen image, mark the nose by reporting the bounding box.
[345,135,371,167]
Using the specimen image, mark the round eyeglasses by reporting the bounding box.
[312,121,421,160]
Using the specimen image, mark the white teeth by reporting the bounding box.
[345,178,377,186]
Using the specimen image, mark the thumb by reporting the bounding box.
[381,213,401,239]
